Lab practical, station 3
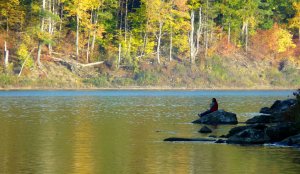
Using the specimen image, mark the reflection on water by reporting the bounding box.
[0,90,300,174]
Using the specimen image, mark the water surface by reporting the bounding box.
[0,90,299,174]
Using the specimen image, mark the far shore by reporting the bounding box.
[0,86,296,91]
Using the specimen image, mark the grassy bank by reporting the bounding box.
[0,54,299,90]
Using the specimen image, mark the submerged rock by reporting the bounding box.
[192,110,238,125]
[280,134,300,147]
[164,137,217,142]
[199,126,212,133]
[215,139,226,143]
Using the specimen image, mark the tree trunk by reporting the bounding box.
[298,27,300,41]
[141,20,149,57]
[157,21,163,64]
[4,41,9,68]
[189,10,195,64]
[87,33,91,63]
[37,0,46,66]
[48,0,52,56]
[118,43,122,68]
[86,10,93,63]
[228,23,231,44]
[196,8,202,57]
[245,22,248,52]
[169,27,173,62]
[91,8,100,57]
[76,14,79,60]
[125,0,128,43]
[189,8,202,64]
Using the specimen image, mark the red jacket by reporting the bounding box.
[210,101,218,112]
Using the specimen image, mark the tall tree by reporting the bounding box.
[0,0,25,68]
[290,2,300,41]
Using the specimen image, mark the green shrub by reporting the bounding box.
[83,76,110,87]
[0,74,14,87]
[112,77,135,86]
[207,55,229,82]
[134,71,158,86]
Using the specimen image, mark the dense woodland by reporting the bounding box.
[0,0,300,88]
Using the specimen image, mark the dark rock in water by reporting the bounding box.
[227,125,252,137]
[226,124,267,137]
[260,99,297,114]
[215,139,226,143]
[246,115,273,124]
[219,135,227,138]
[192,110,238,125]
[226,123,269,144]
[280,134,300,147]
[266,122,299,142]
[164,137,217,142]
[199,126,212,133]
[227,128,270,144]
[260,107,272,114]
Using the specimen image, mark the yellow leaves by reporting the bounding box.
[17,43,34,68]
[289,2,300,29]
[96,26,105,39]
[275,28,295,53]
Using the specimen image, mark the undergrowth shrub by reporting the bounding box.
[112,77,135,86]
[134,71,158,86]
[83,76,110,87]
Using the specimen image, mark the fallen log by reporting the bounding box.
[52,57,104,71]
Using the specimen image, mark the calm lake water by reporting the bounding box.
[0,90,300,174]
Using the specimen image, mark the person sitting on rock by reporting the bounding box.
[198,98,218,117]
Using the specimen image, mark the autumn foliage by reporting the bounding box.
[250,24,296,61]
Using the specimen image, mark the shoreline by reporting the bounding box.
[0,86,296,91]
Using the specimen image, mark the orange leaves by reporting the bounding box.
[250,24,296,60]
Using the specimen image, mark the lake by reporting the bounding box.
[0,90,299,174]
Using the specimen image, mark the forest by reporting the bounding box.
[0,0,300,88]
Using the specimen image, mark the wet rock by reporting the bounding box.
[226,124,267,137]
[164,137,217,142]
[260,107,272,114]
[199,126,212,133]
[192,110,238,125]
[245,115,273,124]
[270,112,287,123]
[266,122,299,142]
[219,135,227,138]
[280,134,300,147]
[215,139,226,143]
[260,99,297,114]
[227,128,270,144]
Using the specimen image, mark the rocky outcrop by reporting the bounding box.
[245,115,273,124]
[192,110,238,125]
[199,126,212,133]
[226,124,269,144]
[260,99,297,114]
[265,122,299,142]
[226,124,267,138]
[227,128,270,144]
[280,134,300,147]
